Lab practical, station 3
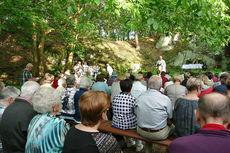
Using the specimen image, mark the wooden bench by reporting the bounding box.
[98,120,174,153]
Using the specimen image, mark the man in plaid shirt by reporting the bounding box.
[19,63,37,86]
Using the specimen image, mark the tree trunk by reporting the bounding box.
[221,52,227,70]
[38,28,45,76]
[67,52,74,69]
[107,30,110,40]
[135,31,140,50]
[32,31,39,76]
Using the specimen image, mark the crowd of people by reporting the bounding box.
[0,61,230,153]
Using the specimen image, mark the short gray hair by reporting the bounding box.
[80,76,92,88]
[32,88,60,114]
[0,86,20,101]
[21,81,40,99]
[66,75,75,87]
[148,75,162,90]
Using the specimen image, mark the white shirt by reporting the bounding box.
[131,81,147,99]
[107,65,113,76]
[157,59,166,72]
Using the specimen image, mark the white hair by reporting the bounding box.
[80,76,92,88]
[0,86,20,101]
[32,88,60,113]
[148,75,162,90]
[20,81,40,99]
[26,63,33,67]
[58,78,66,86]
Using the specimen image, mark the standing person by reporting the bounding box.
[83,62,89,73]
[25,88,70,153]
[63,91,122,153]
[156,56,166,73]
[19,63,38,86]
[0,81,40,153]
[93,64,100,80]
[74,61,82,73]
[168,93,230,153]
[135,75,174,141]
[107,64,113,77]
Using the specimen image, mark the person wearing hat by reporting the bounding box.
[108,72,117,86]
[19,63,38,86]
[131,73,147,99]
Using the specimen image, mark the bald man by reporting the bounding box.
[168,92,230,153]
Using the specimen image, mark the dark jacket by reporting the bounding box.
[0,98,37,153]
[74,88,88,121]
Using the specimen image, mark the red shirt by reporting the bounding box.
[161,75,168,88]
[202,123,226,130]
[198,87,213,98]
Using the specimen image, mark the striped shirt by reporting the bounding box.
[19,68,32,86]
[25,113,70,153]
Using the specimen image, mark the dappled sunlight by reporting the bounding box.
[9,56,23,63]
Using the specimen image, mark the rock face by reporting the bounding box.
[156,36,174,51]
[171,50,216,68]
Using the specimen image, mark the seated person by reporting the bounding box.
[173,78,201,137]
[131,74,147,99]
[25,88,70,152]
[0,86,20,152]
[135,75,174,141]
[181,72,191,87]
[214,73,230,94]
[0,81,40,153]
[227,77,230,97]
[168,92,230,153]
[112,79,143,152]
[61,75,78,121]
[108,72,117,86]
[63,91,121,153]
[91,74,110,95]
[198,74,213,98]
[165,73,187,109]
[40,73,54,88]
[74,76,92,122]
[110,74,126,102]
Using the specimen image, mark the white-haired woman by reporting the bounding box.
[25,88,70,153]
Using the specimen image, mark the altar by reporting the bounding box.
[181,64,203,69]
